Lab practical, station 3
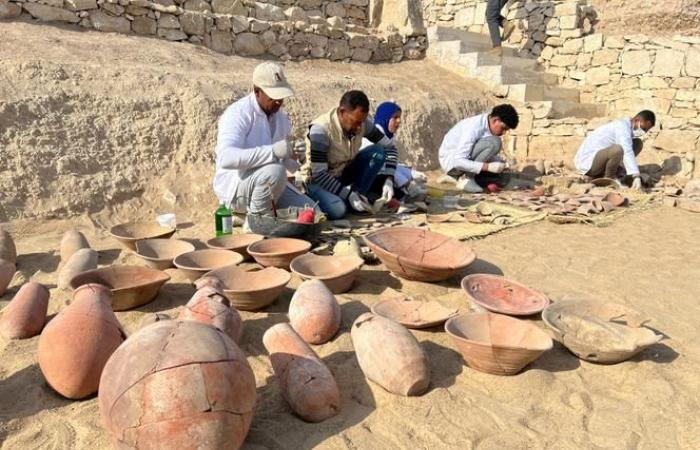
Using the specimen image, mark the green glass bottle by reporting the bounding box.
[215,204,233,237]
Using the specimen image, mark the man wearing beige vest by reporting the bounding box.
[301,90,399,219]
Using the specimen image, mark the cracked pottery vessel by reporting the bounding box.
[0,228,17,263]
[0,259,16,297]
[60,229,90,263]
[109,222,176,251]
[206,233,264,260]
[247,238,311,268]
[135,238,195,270]
[203,265,290,311]
[70,265,170,311]
[98,320,256,449]
[290,253,363,294]
[288,279,341,345]
[351,312,430,396]
[445,312,553,376]
[364,227,476,282]
[542,299,663,364]
[371,296,458,329]
[461,274,550,316]
[178,285,243,344]
[58,248,98,290]
[0,282,49,339]
[263,323,340,423]
[38,283,125,399]
[173,249,243,282]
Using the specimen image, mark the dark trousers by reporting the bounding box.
[586,139,643,179]
[486,0,509,47]
[339,145,387,195]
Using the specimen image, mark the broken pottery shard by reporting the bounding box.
[288,279,341,344]
[351,312,430,396]
[371,296,458,329]
[263,323,340,423]
[98,320,256,449]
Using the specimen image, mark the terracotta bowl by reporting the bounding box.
[289,253,363,294]
[204,264,291,311]
[445,312,553,375]
[135,239,195,270]
[70,265,170,311]
[109,222,176,251]
[371,297,458,329]
[603,192,628,207]
[205,233,265,260]
[542,299,663,364]
[363,227,476,282]
[173,249,244,282]
[461,274,550,316]
[247,238,311,268]
[590,177,618,188]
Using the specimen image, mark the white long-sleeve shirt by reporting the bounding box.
[574,118,640,176]
[438,113,493,174]
[213,93,291,205]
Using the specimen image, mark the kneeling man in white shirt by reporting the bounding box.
[574,110,655,190]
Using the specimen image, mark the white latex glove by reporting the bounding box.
[272,139,293,160]
[382,178,395,201]
[484,161,506,174]
[348,191,371,212]
[293,139,306,162]
[631,176,642,190]
[294,171,305,190]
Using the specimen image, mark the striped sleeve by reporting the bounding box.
[308,124,349,198]
[364,120,398,177]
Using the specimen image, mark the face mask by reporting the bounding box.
[632,126,646,139]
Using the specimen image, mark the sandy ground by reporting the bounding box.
[1,205,699,449]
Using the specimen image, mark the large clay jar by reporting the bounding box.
[60,230,90,263]
[99,320,256,450]
[0,259,16,296]
[57,248,98,290]
[37,283,124,399]
[351,312,430,396]
[263,323,340,422]
[288,279,341,344]
[0,228,17,263]
[0,282,49,339]
[178,286,243,344]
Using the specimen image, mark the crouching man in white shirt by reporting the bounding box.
[574,110,655,190]
[438,104,519,193]
[213,62,314,216]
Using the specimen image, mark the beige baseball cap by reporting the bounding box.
[252,62,294,100]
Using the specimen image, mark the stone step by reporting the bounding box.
[531,100,606,119]
[507,84,581,102]
[476,65,559,86]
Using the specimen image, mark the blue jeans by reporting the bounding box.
[307,145,387,220]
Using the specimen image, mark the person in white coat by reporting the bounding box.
[213,62,314,216]
[574,110,656,190]
[438,104,519,193]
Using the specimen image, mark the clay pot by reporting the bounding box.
[461,274,549,316]
[289,253,363,294]
[109,221,176,251]
[288,279,341,345]
[0,228,17,263]
[351,312,430,396]
[371,296,458,329]
[178,286,243,344]
[203,265,290,311]
[38,283,124,399]
[590,177,618,188]
[603,191,628,207]
[0,259,16,297]
[70,265,170,311]
[542,299,663,364]
[58,248,98,290]
[263,323,340,423]
[60,230,90,263]
[206,233,264,260]
[173,249,243,282]
[99,320,256,449]
[445,312,552,375]
[247,238,312,268]
[364,227,476,282]
[0,282,49,339]
[135,238,195,270]
[138,313,170,330]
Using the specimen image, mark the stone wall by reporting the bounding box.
[0,0,426,62]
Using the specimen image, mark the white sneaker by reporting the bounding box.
[437,174,459,185]
[457,178,484,193]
